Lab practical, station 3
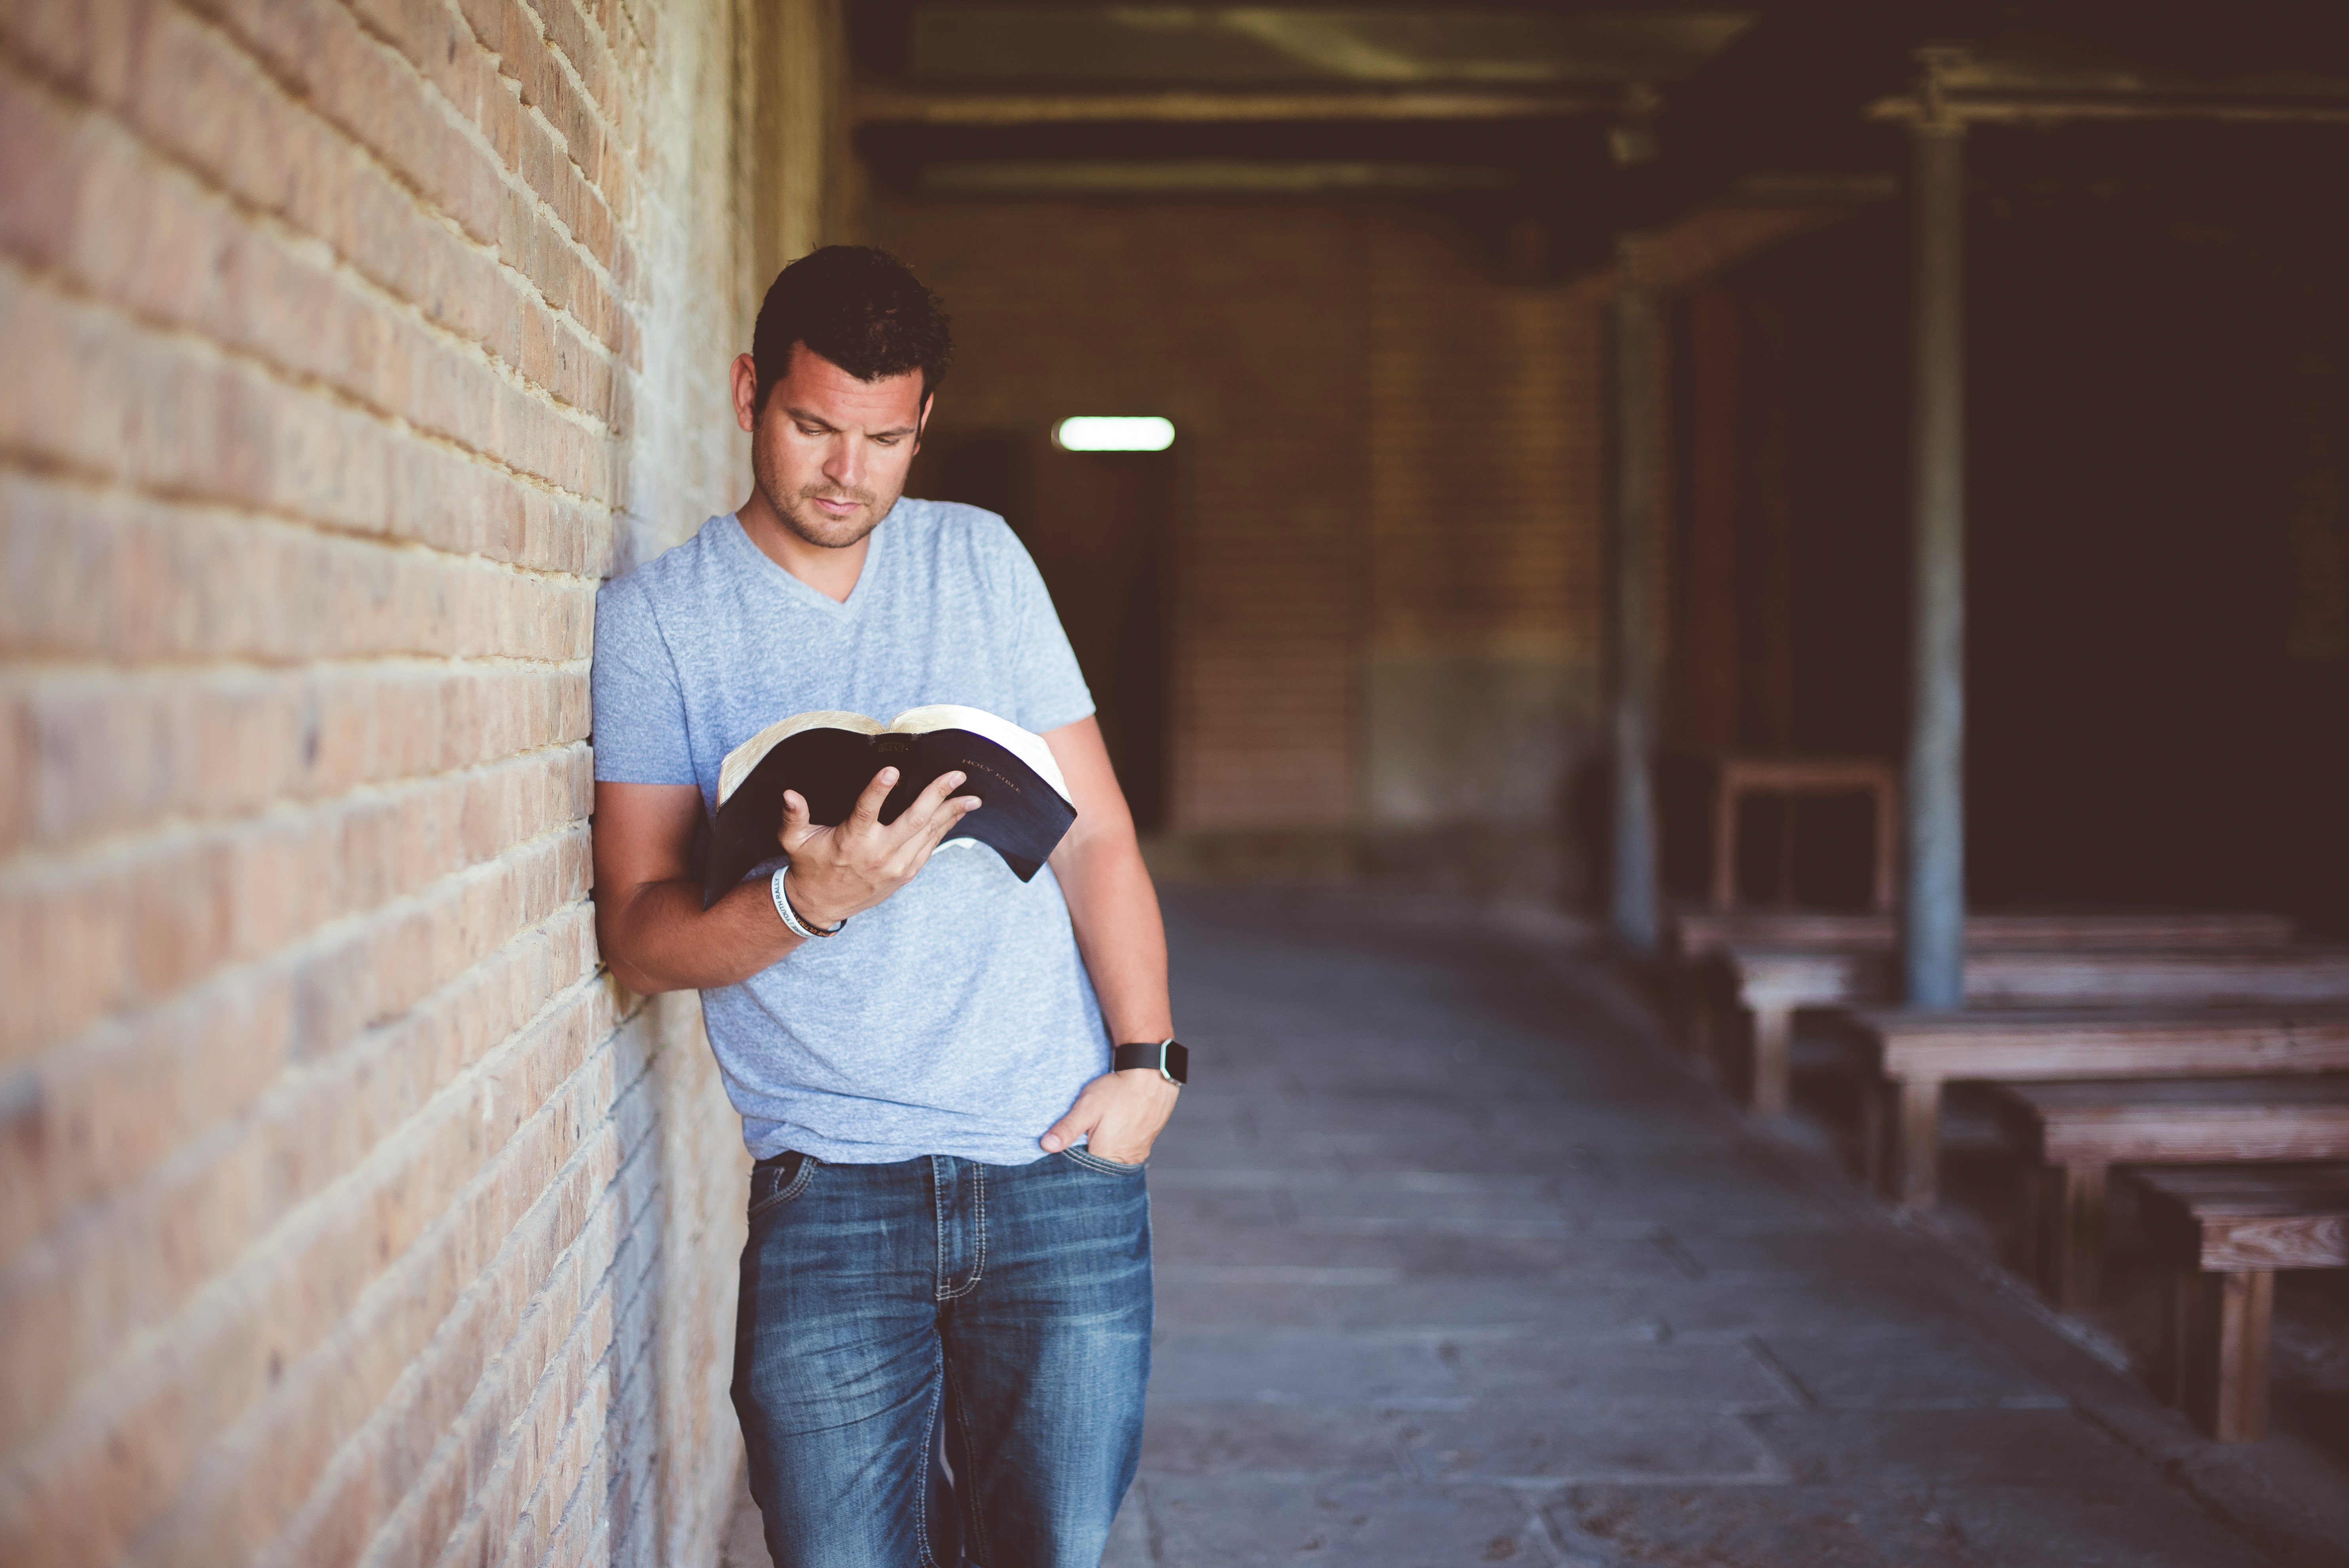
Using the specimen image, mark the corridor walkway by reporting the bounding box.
[726,887,2349,1566]
[1100,888,2349,1567]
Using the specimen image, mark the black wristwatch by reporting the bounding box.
[1113,1038,1189,1086]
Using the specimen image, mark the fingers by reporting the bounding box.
[1072,1072,1177,1164]
[846,766,900,828]
[914,791,982,854]
[776,789,812,850]
[891,771,977,854]
[1038,1088,1100,1155]
[906,768,969,824]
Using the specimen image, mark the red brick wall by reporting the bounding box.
[870,196,1368,834]
[1360,215,1608,867]
[867,196,1617,884]
[0,0,813,1561]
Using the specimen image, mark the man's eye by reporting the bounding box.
[796,425,825,437]
[874,436,899,447]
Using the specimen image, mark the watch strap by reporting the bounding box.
[1113,1038,1188,1085]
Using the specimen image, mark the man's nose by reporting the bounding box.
[823,435,865,490]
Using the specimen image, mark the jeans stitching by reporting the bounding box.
[938,1161,987,1301]
[745,1153,814,1222]
[932,1156,951,1303]
[1061,1147,1144,1175]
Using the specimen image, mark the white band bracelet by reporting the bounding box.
[771,866,845,940]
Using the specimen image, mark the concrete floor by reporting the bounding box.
[724,886,2349,1567]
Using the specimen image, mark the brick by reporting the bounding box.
[872,197,1366,830]
[0,475,598,665]
[149,1116,624,1568]
[1365,219,1603,651]
[0,840,596,1450]
[191,1151,628,1568]
[0,991,624,1568]
[0,660,588,857]
[0,0,628,400]
[486,1319,617,1568]
[512,0,636,172]
[0,265,616,573]
[180,0,632,352]
[601,1310,663,1568]
[0,63,620,489]
[0,778,594,1262]
[0,0,765,1559]
[261,1045,654,1568]
[392,0,640,241]
[324,1065,662,1568]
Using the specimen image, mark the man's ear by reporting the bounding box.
[732,354,760,434]
[914,392,934,451]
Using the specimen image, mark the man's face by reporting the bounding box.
[737,345,929,550]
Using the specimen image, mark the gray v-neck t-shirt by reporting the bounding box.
[591,503,1106,1164]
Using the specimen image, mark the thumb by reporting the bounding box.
[1039,1095,1100,1155]
[776,789,812,850]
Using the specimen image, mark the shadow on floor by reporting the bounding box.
[724,885,2349,1566]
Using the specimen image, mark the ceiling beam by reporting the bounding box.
[1867,50,2349,128]
[853,84,1610,126]
[920,160,1516,194]
[1870,96,2349,126]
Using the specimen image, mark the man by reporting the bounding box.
[590,246,1181,1568]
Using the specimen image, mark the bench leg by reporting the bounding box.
[1891,1077,1943,1208]
[2027,1161,2108,1310]
[1750,1003,1793,1116]
[2176,1270,2274,1442]
[2158,1271,2191,1408]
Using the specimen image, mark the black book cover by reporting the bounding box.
[703,709,1077,907]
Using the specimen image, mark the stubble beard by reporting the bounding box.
[751,439,898,552]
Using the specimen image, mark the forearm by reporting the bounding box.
[597,874,802,993]
[1054,829,1172,1044]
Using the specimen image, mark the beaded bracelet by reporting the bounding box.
[770,865,846,940]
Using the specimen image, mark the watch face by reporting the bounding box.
[1162,1040,1190,1085]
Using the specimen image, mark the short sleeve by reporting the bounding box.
[994,528,1095,736]
[591,576,697,785]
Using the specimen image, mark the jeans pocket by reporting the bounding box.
[747,1150,817,1221]
[1059,1146,1145,1175]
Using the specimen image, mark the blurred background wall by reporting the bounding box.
[0,0,842,1561]
[884,197,1608,896]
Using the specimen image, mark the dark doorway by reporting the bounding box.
[908,430,1177,833]
[1968,210,2298,916]
[1657,216,1913,911]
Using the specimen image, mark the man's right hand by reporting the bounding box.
[777,766,981,929]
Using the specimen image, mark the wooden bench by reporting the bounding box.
[1824,1006,2349,1207]
[1666,909,2295,963]
[2124,1164,2349,1442]
[1709,945,2349,1116]
[1986,1078,2349,1309]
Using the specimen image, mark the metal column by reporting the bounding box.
[1609,238,1662,956]
[1902,70,1968,1009]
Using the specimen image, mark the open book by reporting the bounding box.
[703,704,1078,905]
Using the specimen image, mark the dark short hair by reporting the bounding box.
[751,246,952,414]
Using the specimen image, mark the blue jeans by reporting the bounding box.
[732,1148,1153,1568]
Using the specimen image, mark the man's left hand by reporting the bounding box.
[1040,1069,1181,1165]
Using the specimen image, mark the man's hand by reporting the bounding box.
[1039,1069,1181,1165]
[779,765,980,928]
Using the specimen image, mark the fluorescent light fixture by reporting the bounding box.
[1054,416,1175,452]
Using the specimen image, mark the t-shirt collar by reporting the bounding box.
[719,505,896,615]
